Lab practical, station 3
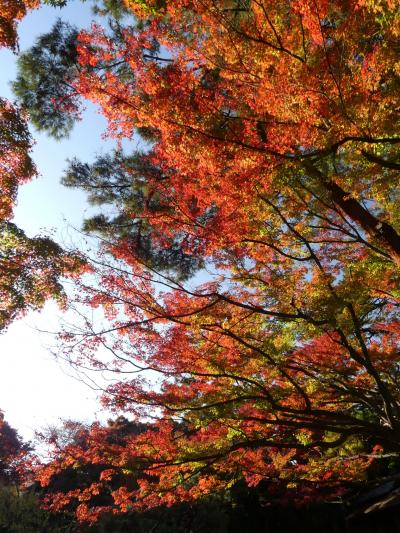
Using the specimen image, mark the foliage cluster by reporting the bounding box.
[2,0,400,526]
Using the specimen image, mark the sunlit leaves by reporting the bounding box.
[0,0,38,50]
[14,0,400,519]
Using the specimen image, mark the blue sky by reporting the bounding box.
[0,2,118,440]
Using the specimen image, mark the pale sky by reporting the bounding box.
[0,2,118,441]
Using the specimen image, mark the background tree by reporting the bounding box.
[0,409,28,484]
[0,222,85,330]
[0,11,87,332]
[0,96,85,331]
[0,99,85,329]
[62,149,204,280]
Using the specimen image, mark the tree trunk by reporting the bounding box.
[303,162,400,266]
[326,179,400,266]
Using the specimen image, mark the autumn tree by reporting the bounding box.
[36,419,355,532]
[0,0,127,51]
[36,418,235,530]
[0,411,76,532]
[0,0,39,50]
[14,1,400,261]
[13,0,400,522]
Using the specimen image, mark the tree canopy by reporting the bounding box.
[6,0,400,525]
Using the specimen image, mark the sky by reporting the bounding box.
[0,2,120,441]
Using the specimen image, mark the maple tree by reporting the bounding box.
[0,411,79,532]
[15,0,400,262]
[0,0,39,50]
[12,0,400,523]
[35,419,353,532]
[0,0,125,51]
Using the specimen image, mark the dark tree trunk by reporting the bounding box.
[303,162,400,266]
[326,180,400,266]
